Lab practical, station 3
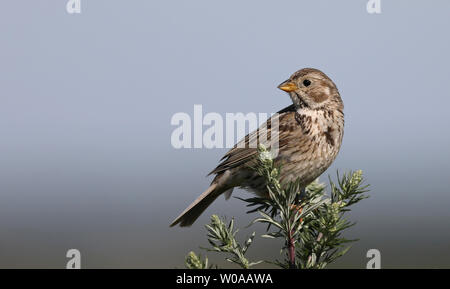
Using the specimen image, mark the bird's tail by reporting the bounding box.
[170,183,221,227]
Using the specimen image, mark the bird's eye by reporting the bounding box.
[303,79,311,87]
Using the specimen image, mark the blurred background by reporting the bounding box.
[1,0,449,268]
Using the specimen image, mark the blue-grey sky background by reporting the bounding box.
[1,0,449,268]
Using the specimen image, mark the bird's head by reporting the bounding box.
[278,68,343,111]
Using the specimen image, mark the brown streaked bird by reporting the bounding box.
[170,68,344,227]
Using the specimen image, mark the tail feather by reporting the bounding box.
[170,183,220,227]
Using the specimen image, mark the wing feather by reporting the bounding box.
[208,105,296,175]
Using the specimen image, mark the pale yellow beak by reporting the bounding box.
[277,81,298,92]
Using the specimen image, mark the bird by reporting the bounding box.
[170,68,344,227]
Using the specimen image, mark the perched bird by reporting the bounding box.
[170,68,344,227]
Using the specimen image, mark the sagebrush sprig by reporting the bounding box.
[296,171,369,268]
[244,145,327,268]
[185,251,211,269]
[201,215,262,269]
[184,146,369,269]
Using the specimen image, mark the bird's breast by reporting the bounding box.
[276,118,343,186]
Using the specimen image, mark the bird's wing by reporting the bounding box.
[208,104,296,176]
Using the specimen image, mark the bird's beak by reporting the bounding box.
[277,81,298,92]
